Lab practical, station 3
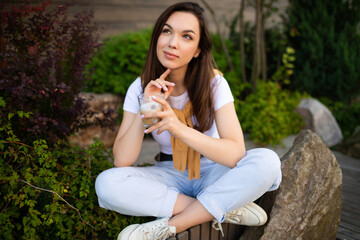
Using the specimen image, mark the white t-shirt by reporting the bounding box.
[123,74,234,154]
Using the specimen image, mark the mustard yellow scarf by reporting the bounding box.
[169,70,223,179]
[171,100,200,180]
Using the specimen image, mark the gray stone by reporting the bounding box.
[296,98,343,147]
[240,130,343,240]
[68,92,122,149]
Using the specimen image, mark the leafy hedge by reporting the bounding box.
[211,34,246,99]
[319,98,360,139]
[84,29,152,96]
[286,0,360,104]
[0,98,152,239]
[236,81,306,145]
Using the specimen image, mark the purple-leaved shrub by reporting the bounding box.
[0,0,114,145]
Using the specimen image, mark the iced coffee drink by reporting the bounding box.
[138,93,164,128]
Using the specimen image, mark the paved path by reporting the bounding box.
[136,135,360,239]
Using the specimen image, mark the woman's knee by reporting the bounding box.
[241,148,281,176]
[260,148,280,167]
[95,168,114,201]
[95,167,134,201]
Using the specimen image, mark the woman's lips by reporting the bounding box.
[164,51,178,59]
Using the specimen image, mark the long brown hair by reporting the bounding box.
[141,2,216,133]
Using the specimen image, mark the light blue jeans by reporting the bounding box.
[95,148,281,222]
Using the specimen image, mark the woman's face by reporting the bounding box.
[156,11,201,73]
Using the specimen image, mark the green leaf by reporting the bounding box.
[24,112,32,118]
[0,97,5,107]
[286,47,295,54]
[17,111,24,118]
[8,112,14,120]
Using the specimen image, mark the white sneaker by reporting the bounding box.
[117,217,176,240]
[212,202,267,236]
[224,202,267,226]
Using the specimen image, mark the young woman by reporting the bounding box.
[95,2,282,239]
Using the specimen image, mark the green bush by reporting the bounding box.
[84,29,152,96]
[211,34,246,99]
[0,98,152,239]
[286,0,360,103]
[236,81,306,145]
[319,98,360,139]
[211,34,241,73]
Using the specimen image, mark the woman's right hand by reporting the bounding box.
[144,68,175,99]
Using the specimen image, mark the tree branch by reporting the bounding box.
[239,0,247,82]
[261,0,267,81]
[250,0,263,92]
[3,141,33,148]
[19,179,95,230]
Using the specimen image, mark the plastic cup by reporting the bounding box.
[138,92,164,128]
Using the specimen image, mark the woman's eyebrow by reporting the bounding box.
[164,23,196,35]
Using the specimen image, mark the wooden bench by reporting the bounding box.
[169,222,245,240]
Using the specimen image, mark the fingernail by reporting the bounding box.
[164,86,168,91]
[151,96,156,100]
[157,84,161,88]
[171,82,175,85]
[140,115,144,119]
[144,129,149,133]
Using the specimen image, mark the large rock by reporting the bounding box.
[68,92,122,149]
[296,98,343,147]
[69,124,120,149]
[240,130,343,240]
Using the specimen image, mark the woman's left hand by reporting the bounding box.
[142,95,184,137]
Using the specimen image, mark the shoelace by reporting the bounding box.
[142,222,173,240]
[154,227,174,240]
[212,221,225,237]
[212,209,243,237]
[226,211,243,223]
